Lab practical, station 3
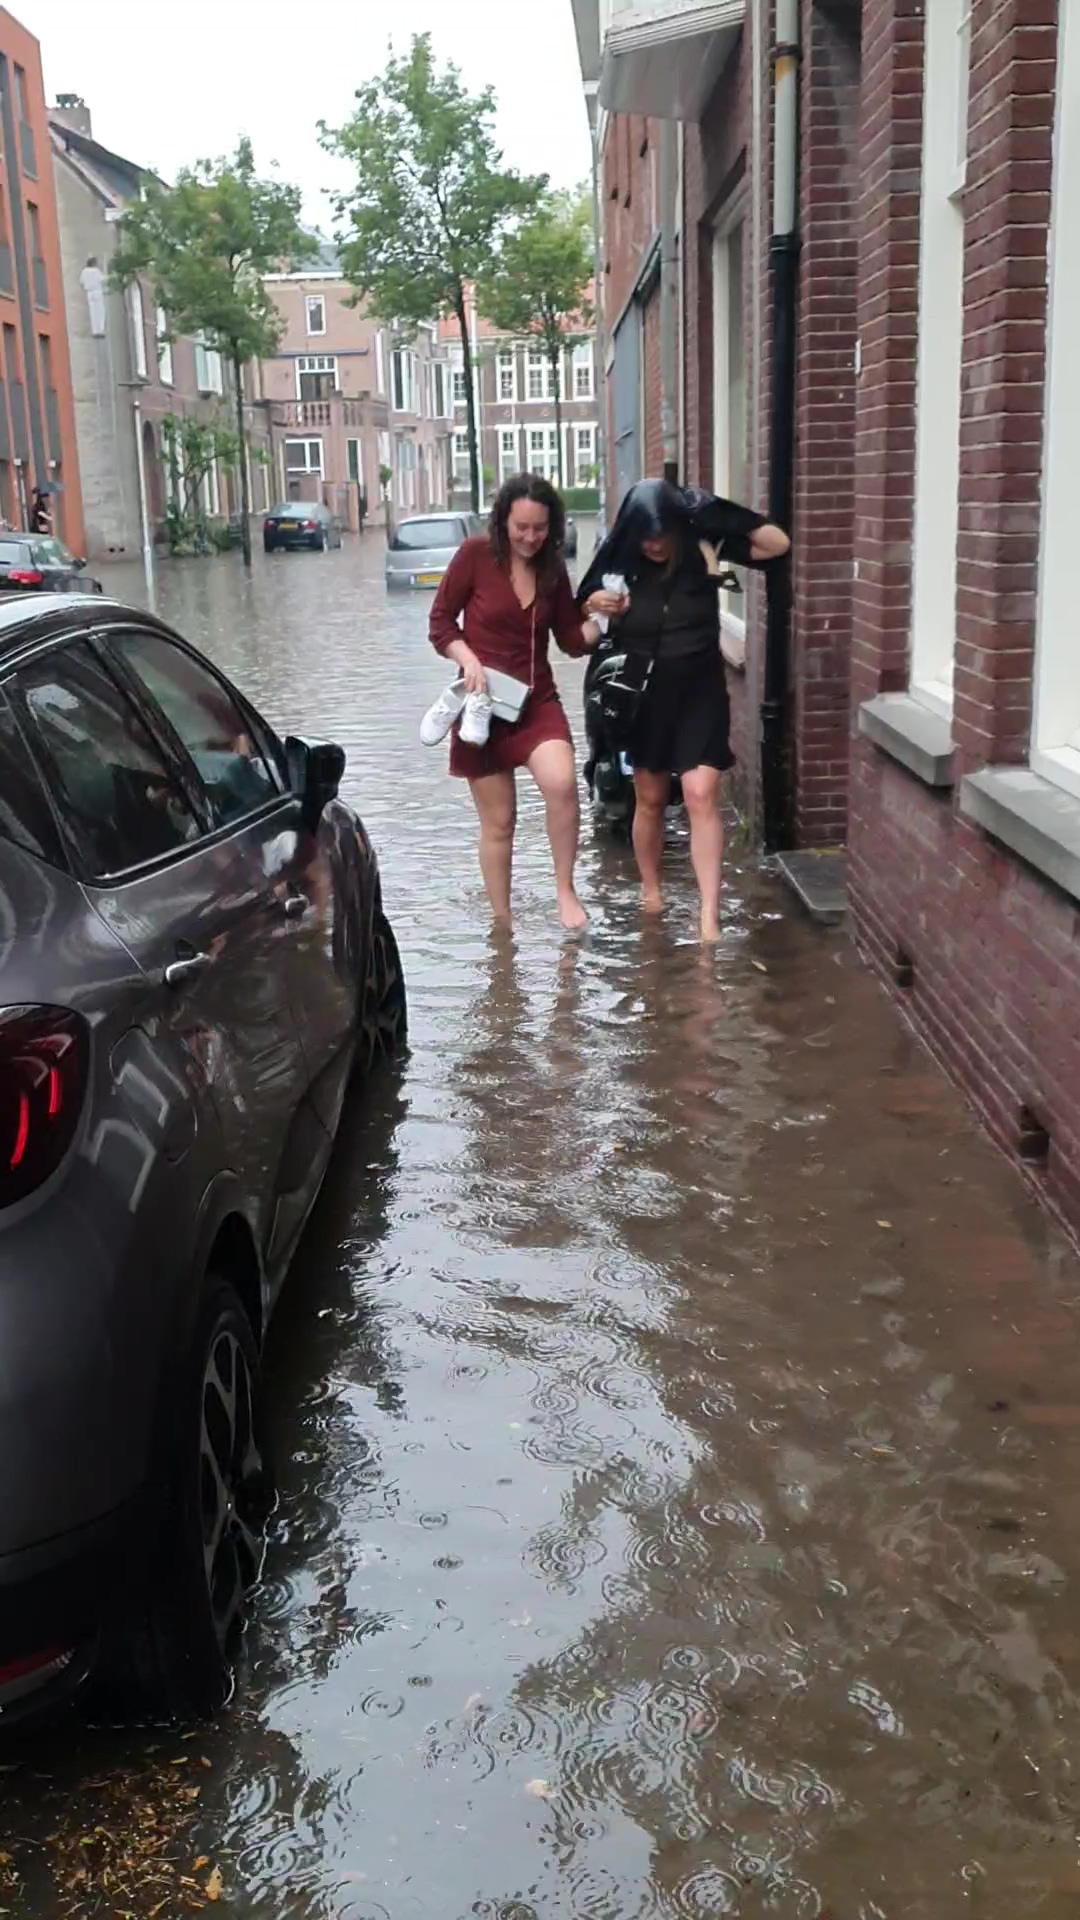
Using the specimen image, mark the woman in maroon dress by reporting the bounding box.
[429,475,623,931]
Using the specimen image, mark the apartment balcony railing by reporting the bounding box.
[271,397,378,430]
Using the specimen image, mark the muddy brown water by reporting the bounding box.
[3,536,1080,1918]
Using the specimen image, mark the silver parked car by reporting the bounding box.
[0,593,406,1728]
[384,512,483,590]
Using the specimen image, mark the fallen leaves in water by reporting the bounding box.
[524,1778,555,1800]
[0,1747,225,1915]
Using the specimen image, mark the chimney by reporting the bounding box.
[53,94,92,137]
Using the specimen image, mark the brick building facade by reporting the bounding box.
[0,13,83,549]
[263,265,454,529]
[575,0,1080,1242]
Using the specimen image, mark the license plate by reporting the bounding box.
[415,572,441,587]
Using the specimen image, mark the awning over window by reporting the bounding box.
[599,0,745,121]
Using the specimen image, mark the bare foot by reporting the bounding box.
[557,889,588,932]
[641,887,664,915]
[700,912,721,944]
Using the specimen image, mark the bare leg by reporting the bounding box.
[469,770,517,923]
[632,769,671,914]
[526,738,587,930]
[681,765,724,942]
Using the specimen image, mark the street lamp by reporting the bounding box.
[119,379,155,605]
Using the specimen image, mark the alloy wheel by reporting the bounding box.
[198,1327,266,1656]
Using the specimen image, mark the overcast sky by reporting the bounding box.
[25,0,593,228]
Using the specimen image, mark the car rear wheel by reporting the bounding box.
[263,538,275,554]
[357,909,407,1074]
[99,1279,271,1718]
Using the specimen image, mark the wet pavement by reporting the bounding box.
[4,533,1080,1918]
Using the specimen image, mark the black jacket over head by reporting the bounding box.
[577,478,770,606]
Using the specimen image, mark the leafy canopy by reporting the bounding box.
[110,136,312,360]
[321,35,545,324]
[478,187,594,362]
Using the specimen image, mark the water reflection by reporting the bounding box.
[2,540,1080,1920]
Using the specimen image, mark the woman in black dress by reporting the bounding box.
[579,480,789,942]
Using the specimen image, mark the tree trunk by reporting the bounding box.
[455,289,481,514]
[232,348,252,568]
[551,333,564,490]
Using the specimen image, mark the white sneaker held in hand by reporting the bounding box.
[459,691,493,747]
[420,679,466,746]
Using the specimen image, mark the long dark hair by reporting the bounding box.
[488,473,566,590]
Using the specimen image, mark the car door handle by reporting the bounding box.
[280,891,310,919]
[164,950,212,989]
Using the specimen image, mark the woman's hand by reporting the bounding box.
[585,589,630,620]
[456,647,488,695]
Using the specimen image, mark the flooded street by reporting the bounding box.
[5,533,1080,1919]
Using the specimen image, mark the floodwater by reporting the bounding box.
[4,534,1080,1919]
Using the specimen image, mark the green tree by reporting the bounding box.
[478,189,593,489]
[322,35,543,513]
[111,138,312,566]
[161,413,258,554]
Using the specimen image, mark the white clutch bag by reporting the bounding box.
[484,665,530,723]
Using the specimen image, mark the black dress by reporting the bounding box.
[615,547,734,776]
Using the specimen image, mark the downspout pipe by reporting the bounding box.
[659,117,680,484]
[761,0,801,853]
[586,88,610,526]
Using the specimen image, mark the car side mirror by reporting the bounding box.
[284,736,346,830]
[74,556,86,570]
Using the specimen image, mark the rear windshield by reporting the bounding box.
[269,503,322,519]
[392,519,463,552]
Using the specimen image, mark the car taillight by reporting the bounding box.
[0,1008,88,1207]
[300,520,315,531]
[7,568,42,586]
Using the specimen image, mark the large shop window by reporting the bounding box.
[908,0,970,717]
[1032,4,1080,802]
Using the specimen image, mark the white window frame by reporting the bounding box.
[451,349,467,407]
[295,353,339,398]
[1032,2,1080,800]
[952,3,974,194]
[526,425,560,483]
[194,334,223,396]
[573,423,597,485]
[497,348,517,403]
[202,459,221,518]
[711,208,748,651]
[525,346,548,402]
[155,306,172,387]
[572,341,594,401]
[375,330,387,397]
[453,429,470,464]
[498,427,519,480]
[392,347,417,414]
[305,293,326,337]
[346,438,362,485]
[128,282,147,381]
[284,437,324,477]
[908,0,969,717]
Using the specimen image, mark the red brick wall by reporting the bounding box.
[642,288,663,475]
[792,0,861,847]
[849,0,1080,1238]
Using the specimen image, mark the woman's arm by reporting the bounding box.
[550,567,605,655]
[749,522,790,562]
[429,541,487,692]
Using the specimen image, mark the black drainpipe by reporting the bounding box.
[761,3,801,854]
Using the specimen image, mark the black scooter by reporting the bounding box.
[582,641,683,839]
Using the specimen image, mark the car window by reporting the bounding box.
[392,519,463,551]
[30,538,75,568]
[0,541,27,566]
[0,691,65,866]
[112,630,283,828]
[14,644,201,878]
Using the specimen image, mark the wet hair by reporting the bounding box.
[489,473,566,589]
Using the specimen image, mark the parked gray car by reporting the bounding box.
[384,512,483,590]
[0,593,406,1728]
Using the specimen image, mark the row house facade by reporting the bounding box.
[0,16,83,548]
[49,97,273,561]
[439,298,600,504]
[576,0,1080,1243]
[262,264,454,528]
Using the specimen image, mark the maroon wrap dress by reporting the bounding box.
[429,537,590,779]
